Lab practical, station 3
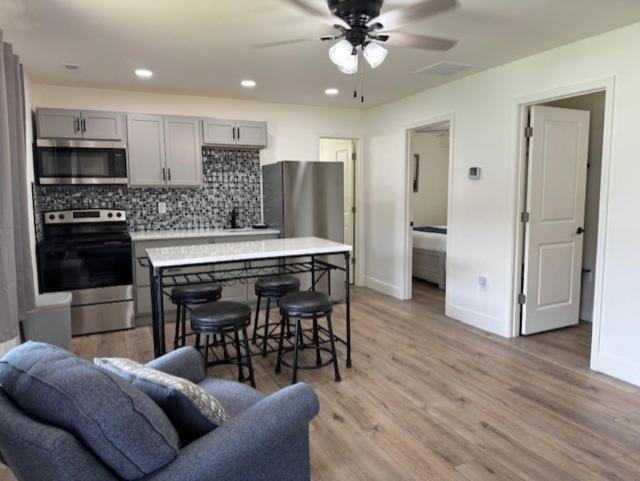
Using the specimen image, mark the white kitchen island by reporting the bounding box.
[145,236,353,367]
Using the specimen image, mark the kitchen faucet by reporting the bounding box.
[230,207,239,229]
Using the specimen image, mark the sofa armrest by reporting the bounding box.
[146,383,320,481]
[146,347,206,384]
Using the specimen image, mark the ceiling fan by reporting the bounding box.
[258,0,459,74]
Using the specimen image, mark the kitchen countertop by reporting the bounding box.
[146,236,352,268]
[129,227,280,242]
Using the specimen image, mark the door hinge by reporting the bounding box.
[351,205,356,214]
[351,257,356,265]
[524,126,534,139]
[521,212,530,223]
[351,152,356,161]
[518,293,526,305]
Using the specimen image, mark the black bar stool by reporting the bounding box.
[171,283,222,350]
[190,301,256,387]
[275,291,341,384]
[252,275,300,356]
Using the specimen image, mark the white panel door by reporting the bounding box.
[521,106,590,335]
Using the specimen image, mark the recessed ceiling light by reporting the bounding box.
[134,69,153,78]
[63,63,80,71]
[241,79,257,88]
[325,88,339,96]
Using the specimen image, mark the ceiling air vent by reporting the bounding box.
[63,63,80,71]
[414,61,473,76]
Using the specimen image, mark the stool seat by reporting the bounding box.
[191,301,252,330]
[255,275,300,296]
[279,291,332,315]
[172,283,222,303]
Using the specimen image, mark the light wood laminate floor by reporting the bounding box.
[2,280,640,480]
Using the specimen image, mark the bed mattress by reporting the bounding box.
[413,227,447,253]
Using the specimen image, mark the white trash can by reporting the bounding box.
[22,292,72,351]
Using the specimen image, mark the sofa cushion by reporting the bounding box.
[95,357,230,442]
[198,378,265,417]
[0,342,180,480]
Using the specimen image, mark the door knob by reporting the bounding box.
[576,227,585,235]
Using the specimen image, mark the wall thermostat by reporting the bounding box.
[469,167,482,180]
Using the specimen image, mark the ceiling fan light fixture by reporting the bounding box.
[363,42,388,68]
[329,39,358,74]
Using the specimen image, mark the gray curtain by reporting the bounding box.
[0,30,34,342]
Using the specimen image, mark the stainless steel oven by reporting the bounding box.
[37,209,134,335]
[35,139,128,185]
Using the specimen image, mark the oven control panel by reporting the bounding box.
[44,209,127,224]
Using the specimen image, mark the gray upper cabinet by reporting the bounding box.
[202,118,236,146]
[202,118,267,149]
[163,116,202,186]
[127,114,166,186]
[236,120,267,147]
[128,114,203,187]
[36,108,126,141]
[81,111,126,140]
[36,109,83,139]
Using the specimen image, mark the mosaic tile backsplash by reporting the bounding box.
[33,149,262,239]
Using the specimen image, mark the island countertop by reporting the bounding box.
[145,236,352,268]
[130,227,280,242]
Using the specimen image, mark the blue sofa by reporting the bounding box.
[0,346,320,481]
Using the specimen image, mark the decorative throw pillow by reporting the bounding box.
[95,357,230,442]
[0,342,180,480]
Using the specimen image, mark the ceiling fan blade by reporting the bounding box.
[368,0,458,30]
[280,0,350,29]
[252,38,312,49]
[380,32,457,51]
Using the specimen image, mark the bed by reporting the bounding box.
[412,226,447,289]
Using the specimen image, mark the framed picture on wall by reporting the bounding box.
[412,154,420,192]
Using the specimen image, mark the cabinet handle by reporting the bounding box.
[74,117,80,133]
[232,126,236,140]
[81,118,86,133]
[237,126,240,140]
[162,168,166,181]
[167,168,171,182]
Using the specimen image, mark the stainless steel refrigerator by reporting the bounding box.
[262,161,345,299]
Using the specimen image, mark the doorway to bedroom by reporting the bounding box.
[407,120,451,299]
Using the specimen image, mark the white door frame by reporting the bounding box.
[316,132,366,287]
[510,76,615,372]
[402,113,456,300]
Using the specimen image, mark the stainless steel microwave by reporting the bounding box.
[35,139,128,185]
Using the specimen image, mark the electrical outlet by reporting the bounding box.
[478,275,488,290]
[158,202,167,214]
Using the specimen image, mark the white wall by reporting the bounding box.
[29,84,366,166]
[410,132,449,227]
[544,92,605,323]
[365,22,640,385]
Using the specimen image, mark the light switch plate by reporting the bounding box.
[158,202,167,214]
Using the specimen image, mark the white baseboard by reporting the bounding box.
[365,275,403,299]
[593,352,640,387]
[446,303,511,338]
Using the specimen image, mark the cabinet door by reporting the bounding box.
[36,108,82,139]
[202,118,236,146]
[236,120,267,148]
[164,116,202,186]
[81,111,126,140]
[127,114,166,186]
